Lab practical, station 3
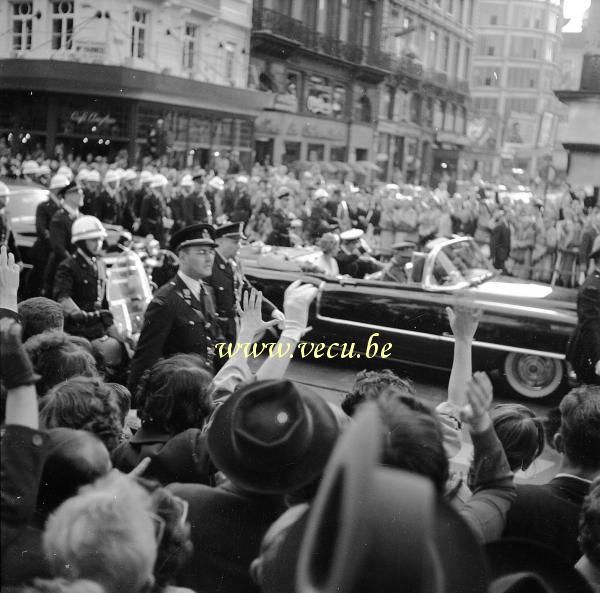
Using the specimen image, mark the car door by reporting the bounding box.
[315,276,447,369]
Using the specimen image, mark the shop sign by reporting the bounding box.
[255,116,282,136]
[436,131,468,146]
[74,40,106,62]
[301,122,345,141]
[70,111,117,129]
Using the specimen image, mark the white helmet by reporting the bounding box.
[87,170,101,183]
[57,165,73,179]
[208,176,224,191]
[140,170,154,184]
[122,169,138,182]
[314,188,329,199]
[150,174,168,189]
[22,160,40,176]
[38,164,51,176]
[180,174,194,187]
[50,173,70,191]
[104,169,120,185]
[76,169,90,183]
[115,167,125,179]
[71,216,107,243]
[0,181,10,198]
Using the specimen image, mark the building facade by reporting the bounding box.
[376,0,474,185]
[0,0,273,168]
[466,0,565,182]
[249,0,389,168]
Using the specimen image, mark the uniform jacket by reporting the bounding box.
[49,207,78,262]
[183,191,210,226]
[490,221,511,267]
[168,481,287,593]
[111,426,214,486]
[140,193,165,238]
[568,270,600,384]
[53,248,107,311]
[95,190,120,225]
[31,198,60,264]
[210,251,276,342]
[128,274,224,394]
[504,475,591,563]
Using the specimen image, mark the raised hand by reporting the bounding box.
[446,302,482,342]
[236,288,279,342]
[282,280,318,339]
[462,371,494,433]
[0,245,20,309]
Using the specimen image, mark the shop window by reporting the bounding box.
[283,141,301,166]
[355,148,368,161]
[131,9,148,59]
[225,42,236,83]
[330,146,347,162]
[307,76,345,119]
[52,1,74,51]
[182,23,199,70]
[11,1,33,51]
[307,143,325,161]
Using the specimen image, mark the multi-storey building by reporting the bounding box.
[249,0,388,167]
[467,0,565,181]
[376,0,474,184]
[0,0,272,168]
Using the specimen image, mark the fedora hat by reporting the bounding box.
[485,539,593,593]
[207,380,339,494]
[295,403,488,593]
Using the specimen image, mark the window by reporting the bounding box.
[442,36,450,71]
[11,1,33,51]
[505,97,537,113]
[362,1,374,49]
[447,0,454,15]
[472,97,498,112]
[131,9,148,59]
[490,15,497,25]
[182,23,198,70]
[410,93,422,124]
[380,87,393,119]
[548,12,558,33]
[510,36,542,59]
[463,47,470,78]
[52,1,74,51]
[507,67,539,88]
[453,40,461,77]
[456,106,466,134]
[444,103,455,131]
[476,35,503,57]
[339,0,350,42]
[355,93,372,122]
[429,30,439,69]
[225,42,236,82]
[545,40,555,62]
[519,7,544,29]
[472,66,501,87]
[433,100,444,128]
[477,3,506,26]
[307,143,325,161]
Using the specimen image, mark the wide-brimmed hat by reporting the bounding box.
[170,223,216,251]
[295,403,488,593]
[215,222,246,241]
[484,539,593,593]
[207,380,339,494]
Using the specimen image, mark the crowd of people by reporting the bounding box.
[2,155,599,290]
[1,239,600,593]
[1,152,600,593]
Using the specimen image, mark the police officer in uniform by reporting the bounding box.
[128,223,224,394]
[567,235,600,385]
[381,241,416,283]
[53,216,114,340]
[210,222,284,343]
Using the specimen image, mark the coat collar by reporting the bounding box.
[214,250,234,276]
[130,425,171,445]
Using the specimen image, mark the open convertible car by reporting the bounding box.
[240,236,578,402]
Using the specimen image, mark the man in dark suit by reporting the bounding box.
[183,173,211,226]
[168,379,340,593]
[490,208,511,273]
[210,222,283,343]
[503,386,600,562]
[128,223,224,392]
[44,181,82,295]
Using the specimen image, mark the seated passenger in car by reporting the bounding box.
[382,241,416,284]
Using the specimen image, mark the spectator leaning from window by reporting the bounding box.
[112,354,215,486]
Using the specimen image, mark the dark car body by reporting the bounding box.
[240,237,577,401]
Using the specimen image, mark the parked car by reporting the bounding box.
[3,178,48,262]
[239,236,578,402]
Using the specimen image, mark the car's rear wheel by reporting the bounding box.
[502,353,565,402]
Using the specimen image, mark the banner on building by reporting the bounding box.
[502,112,539,148]
[537,112,556,148]
[466,113,499,150]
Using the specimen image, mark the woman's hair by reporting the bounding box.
[376,386,449,495]
[138,354,214,435]
[24,331,98,395]
[44,473,157,593]
[40,377,123,453]
[579,477,600,567]
[106,382,132,426]
[317,233,340,255]
[136,478,194,591]
[490,404,545,471]
[342,369,415,417]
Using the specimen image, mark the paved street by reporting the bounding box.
[281,357,562,485]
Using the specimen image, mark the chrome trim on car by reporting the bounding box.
[314,312,566,360]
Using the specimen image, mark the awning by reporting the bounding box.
[0,59,274,118]
[567,152,600,185]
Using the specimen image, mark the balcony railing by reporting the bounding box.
[253,7,381,68]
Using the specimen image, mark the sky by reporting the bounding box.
[562,0,591,32]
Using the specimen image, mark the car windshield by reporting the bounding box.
[431,239,494,287]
